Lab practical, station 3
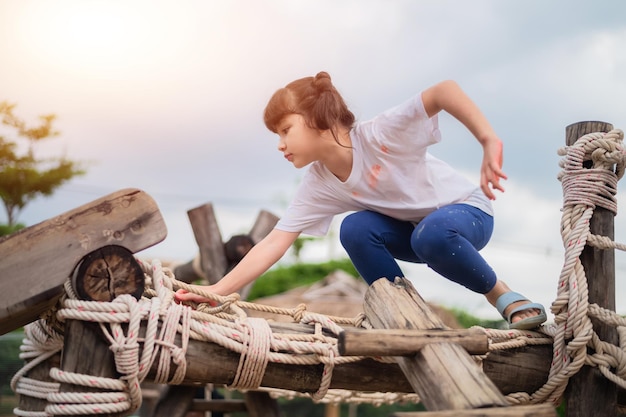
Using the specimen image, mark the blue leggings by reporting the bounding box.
[339,204,497,294]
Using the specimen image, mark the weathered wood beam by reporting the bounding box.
[16,350,61,415]
[57,319,123,417]
[363,277,508,411]
[139,320,552,395]
[0,188,167,335]
[338,328,489,356]
[186,203,228,284]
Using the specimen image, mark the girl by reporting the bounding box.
[176,72,547,330]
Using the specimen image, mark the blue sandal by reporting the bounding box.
[495,292,547,330]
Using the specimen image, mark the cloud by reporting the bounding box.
[3,0,626,318]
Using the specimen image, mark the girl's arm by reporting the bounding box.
[421,80,507,200]
[175,228,301,303]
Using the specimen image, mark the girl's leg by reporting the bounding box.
[339,210,419,285]
[410,204,496,294]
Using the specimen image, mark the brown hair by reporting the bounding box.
[263,71,355,145]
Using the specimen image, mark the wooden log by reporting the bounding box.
[363,277,508,411]
[173,208,278,289]
[16,351,61,415]
[564,121,618,417]
[0,188,167,335]
[57,319,122,417]
[338,328,489,356]
[136,320,550,395]
[248,209,279,244]
[391,403,557,416]
[187,203,228,284]
[71,245,144,302]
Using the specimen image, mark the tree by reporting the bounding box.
[0,101,85,229]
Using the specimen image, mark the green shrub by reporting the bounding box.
[247,258,358,300]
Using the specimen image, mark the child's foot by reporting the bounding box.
[495,292,547,330]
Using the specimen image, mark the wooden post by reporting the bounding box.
[187,203,229,284]
[57,319,122,417]
[364,277,508,411]
[16,347,61,415]
[564,121,618,416]
[172,205,278,286]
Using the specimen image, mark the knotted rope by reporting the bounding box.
[507,129,626,407]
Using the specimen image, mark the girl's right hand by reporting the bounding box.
[174,285,219,306]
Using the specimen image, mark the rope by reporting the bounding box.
[229,317,272,390]
[527,129,626,406]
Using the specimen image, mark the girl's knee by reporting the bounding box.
[339,212,369,249]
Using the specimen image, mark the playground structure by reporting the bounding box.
[1,121,626,416]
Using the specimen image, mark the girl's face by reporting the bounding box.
[276,113,323,168]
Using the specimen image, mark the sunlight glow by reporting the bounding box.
[15,1,194,77]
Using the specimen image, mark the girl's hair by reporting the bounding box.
[264,71,355,145]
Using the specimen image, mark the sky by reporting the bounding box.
[1,0,626,320]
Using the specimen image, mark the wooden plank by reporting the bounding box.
[338,328,489,356]
[364,277,508,411]
[391,403,557,416]
[0,188,167,335]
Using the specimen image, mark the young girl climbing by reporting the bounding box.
[176,72,547,330]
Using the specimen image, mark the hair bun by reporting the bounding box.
[313,71,332,92]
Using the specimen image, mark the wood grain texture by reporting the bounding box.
[364,277,508,411]
[0,188,167,334]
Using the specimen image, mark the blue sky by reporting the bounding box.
[1,0,626,318]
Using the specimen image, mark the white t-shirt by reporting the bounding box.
[275,92,493,236]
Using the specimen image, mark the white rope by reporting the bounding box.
[522,129,626,406]
[229,317,272,390]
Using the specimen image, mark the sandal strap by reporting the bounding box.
[495,291,528,317]
[507,302,546,321]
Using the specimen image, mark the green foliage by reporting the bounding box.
[0,222,24,237]
[449,307,506,329]
[0,331,24,398]
[291,236,319,262]
[246,258,358,300]
[0,101,85,226]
